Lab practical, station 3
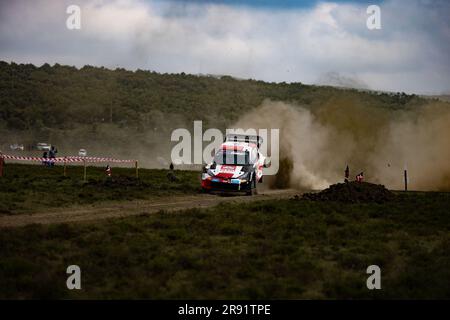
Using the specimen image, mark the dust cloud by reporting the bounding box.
[233,99,450,191]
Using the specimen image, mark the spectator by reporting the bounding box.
[49,146,58,167]
[42,151,48,166]
[49,146,57,158]
[356,172,364,182]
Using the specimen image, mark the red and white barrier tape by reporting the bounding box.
[64,156,135,163]
[1,155,135,163]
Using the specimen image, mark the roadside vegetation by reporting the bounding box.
[0,163,200,215]
[0,190,449,299]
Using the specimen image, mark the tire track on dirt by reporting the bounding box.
[0,189,299,228]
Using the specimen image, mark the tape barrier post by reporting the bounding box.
[0,152,4,177]
[135,160,139,179]
[83,159,87,182]
[404,169,408,191]
[63,157,67,177]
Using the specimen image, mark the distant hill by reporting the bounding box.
[0,61,436,165]
[0,61,429,130]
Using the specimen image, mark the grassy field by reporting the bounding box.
[0,163,200,215]
[0,186,449,299]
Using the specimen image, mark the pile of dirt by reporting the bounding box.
[300,181,395,203]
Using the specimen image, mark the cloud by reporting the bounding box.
[0,0,449,94]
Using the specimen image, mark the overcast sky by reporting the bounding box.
[0,0,449,94]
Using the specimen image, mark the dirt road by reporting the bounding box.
[0,189,299,228]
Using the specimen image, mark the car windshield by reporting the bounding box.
[214,150,250,165]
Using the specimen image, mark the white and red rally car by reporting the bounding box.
[201,134,268,195]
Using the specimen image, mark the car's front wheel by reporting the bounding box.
[246,174,257,196]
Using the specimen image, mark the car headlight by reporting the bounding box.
[207,169,215,177]
[237,171,250,179]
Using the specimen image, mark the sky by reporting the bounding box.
[0,0,449,94]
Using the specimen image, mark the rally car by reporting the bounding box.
[201,134,269,195]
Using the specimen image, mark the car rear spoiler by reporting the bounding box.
[225,134,263,148]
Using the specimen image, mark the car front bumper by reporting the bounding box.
[202,176,251,192]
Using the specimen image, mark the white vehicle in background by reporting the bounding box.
[78,149,87,157]
[36,143,51,151]
[10,144,24,151]
[201,134,269,195]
